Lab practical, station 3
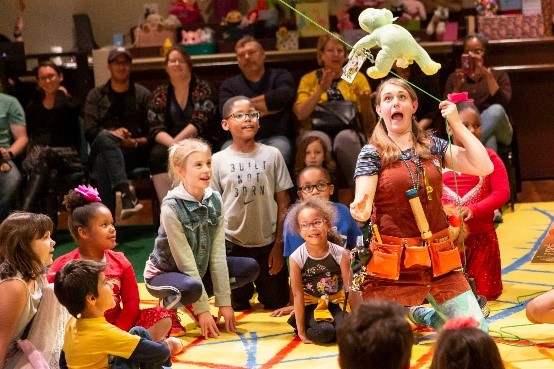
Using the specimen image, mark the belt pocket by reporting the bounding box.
[429,240,462,277]
[404,245,431,269]
[367,241,402,280]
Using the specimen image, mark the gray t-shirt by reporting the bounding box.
[211,143,293,247]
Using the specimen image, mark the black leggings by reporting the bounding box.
[287,302,348,343]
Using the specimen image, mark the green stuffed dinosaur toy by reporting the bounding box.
[349,7,441,79]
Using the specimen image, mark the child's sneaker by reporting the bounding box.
[183,304,200,325]
[121,192,143,220]
[183,304,217,326]
[168,310,186,337]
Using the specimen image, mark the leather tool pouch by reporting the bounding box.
[366,241,402,280]
[429,239,463,277]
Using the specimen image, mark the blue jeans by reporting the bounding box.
[111,327,168,369]
[0,161,21,221]
[480,104,513,152]
[145,256,260,308]
[221,135,293,167]
[410,290,488,332]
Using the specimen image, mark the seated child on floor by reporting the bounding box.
[272,166,361,317]
[144,138,259,339]
[337,299,414,369]
[54,259,171,369]
[430,317,505,369]
[286,197,357,344]
[47,186,183,352]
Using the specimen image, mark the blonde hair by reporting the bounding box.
[168,138,212,186]
[316,33,345,66]
[371,78,433,165]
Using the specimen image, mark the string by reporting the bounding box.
[276,0,465,256]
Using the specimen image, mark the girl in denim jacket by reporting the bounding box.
[144,138,259,339]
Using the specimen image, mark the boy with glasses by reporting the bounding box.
[211,96,293,311]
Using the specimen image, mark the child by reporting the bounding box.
[46,186,182,352]
[286,197,355,344]
[211,96,294,311]
[271,166,361,317]
[430,317,505,369]
[0,212,57,368]
[337,299,414,369]
[293,136,336,180]
[54,259,171,369]
[442,96,509,300]
[144,138,259,339]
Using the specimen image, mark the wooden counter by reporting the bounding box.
[129,37,554,180]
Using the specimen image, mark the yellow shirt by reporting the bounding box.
[63,317,140,369]
[295,69,371,132]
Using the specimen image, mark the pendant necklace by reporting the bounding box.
[393,141,433,200]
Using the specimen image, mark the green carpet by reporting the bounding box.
[53,224,157,283]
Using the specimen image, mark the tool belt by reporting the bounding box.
[366,228,462,280]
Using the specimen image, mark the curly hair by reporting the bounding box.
[285,197,342,245]
[63,189,107,242]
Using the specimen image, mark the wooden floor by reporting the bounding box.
[517,180,554,202]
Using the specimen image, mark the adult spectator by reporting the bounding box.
[294,34,375,190]
[443,33,512,152]
[22,61,81,225]
[147,45,217,203]
[219,36,296,167]
[84,47,151,219]
[0,84,27,221]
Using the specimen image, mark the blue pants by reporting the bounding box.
[480,104,513,152]
[145,256,260,308]
[111,327,167,369]
[0,161,21,222]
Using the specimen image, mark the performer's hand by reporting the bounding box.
[350,194,371,222]
[439,100,460,124]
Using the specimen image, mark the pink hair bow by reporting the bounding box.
[75,185,101,202]
[447,92,474,104]
[443,316,480,330]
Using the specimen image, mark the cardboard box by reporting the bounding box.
[477,14,545,39]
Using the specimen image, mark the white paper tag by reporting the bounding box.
[342,49,367,84]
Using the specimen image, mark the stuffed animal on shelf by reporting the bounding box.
[181,28,202,45]
[426,5,449,39]
[476,0,499,16]
[349,8,441,79]
[401,0,427,21]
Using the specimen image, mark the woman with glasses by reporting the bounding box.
[147,45,217,202]
[22,61,81,226]
[443,33,513,152]
[293,34,376,192]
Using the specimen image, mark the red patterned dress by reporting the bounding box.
[442,149,509,300]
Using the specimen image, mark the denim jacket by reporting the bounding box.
[149,187,223,276]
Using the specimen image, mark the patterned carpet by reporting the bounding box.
[136,202,554,369]
[56,203,554,368]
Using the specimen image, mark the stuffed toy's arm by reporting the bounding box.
[349,34,378,59]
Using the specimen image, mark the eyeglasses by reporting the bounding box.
[167,59,187,65]
[298,181,331,194]
[298,218,326,231]
[38,73,58,82]
[225,112,260,121]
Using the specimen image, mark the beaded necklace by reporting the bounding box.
[391,140,433,200]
